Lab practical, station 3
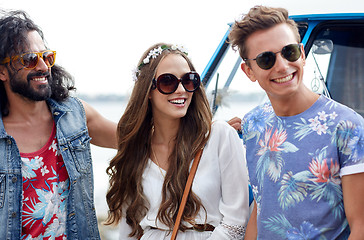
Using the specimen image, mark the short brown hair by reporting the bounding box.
[229,5,300,60]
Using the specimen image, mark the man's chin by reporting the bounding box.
[17,88,51,102]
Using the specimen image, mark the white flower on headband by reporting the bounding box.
[132,66,139,82]
[150,46,163,58]
[143,57,150,64]
[134,44,188,81]
[171,44,187,53]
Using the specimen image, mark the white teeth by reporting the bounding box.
[32,77,46,82]
[274,74,293,83]
[169,99,185,104]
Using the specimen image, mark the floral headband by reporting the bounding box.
[132,44,188,81]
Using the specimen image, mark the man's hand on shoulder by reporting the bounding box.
[227,117,242,132]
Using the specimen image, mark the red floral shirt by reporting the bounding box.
[21,123,69,240]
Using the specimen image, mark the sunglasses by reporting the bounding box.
[243,43,302,70]
[1,50,56,70]
[152,71,200,94]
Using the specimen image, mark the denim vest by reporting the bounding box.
[0,97,100,240]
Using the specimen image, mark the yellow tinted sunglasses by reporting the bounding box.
[1,50,56,69]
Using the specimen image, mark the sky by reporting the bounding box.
[1,0,364,96]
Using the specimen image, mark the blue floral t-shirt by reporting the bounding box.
[242,95,364,240]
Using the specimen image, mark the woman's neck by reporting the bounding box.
[152,118,179,145]
[151,118,180,171]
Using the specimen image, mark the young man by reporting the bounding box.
[0,10,116,239]
[229,5,364,240]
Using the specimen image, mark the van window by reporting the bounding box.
[303,21,364,117]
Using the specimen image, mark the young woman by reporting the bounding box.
[106,43,250,239]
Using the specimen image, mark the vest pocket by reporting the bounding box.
[68,133,92,173]
[0,174,4,208]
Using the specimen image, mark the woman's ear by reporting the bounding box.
[149,81,156,99]
[149,88,153,100]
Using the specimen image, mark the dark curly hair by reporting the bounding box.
[0,9,75,116]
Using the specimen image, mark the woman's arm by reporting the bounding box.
[208,121,250,239]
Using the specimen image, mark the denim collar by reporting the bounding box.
[0,97,73,138]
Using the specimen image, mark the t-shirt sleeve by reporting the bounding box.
[337,112,364,177]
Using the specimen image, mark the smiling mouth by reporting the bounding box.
[169,99,186,105]
[28,71,50,83]
[272,73,294,83]
[31,77,47,82]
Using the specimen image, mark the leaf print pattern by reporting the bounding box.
[276,155,343,217]
[263,213,324,239]
[243,96,364,239]
[286,221,322,240]
[334,120,356,156]
[348,125,364,161]
[22,180,69,230]
[278,171,308,210]
[21,133,69,240]
[262,214,293,238]
[256,127,298,185]
[307,157,344,219]
[337,123,364,163]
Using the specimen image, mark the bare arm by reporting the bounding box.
[245,200,257,240]
[81,99,118,149]
[342,172,364,240]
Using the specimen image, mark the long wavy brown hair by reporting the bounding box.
[105,43,212,238]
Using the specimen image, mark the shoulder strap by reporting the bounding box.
[171,148,204,240]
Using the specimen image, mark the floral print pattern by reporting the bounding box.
[242,96,364,239]
[21,128,69,240]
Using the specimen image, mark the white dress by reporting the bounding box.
[119,121,250,239]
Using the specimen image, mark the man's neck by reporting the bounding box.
[6,99,50,122]
[269,88,320,117]
[3,95,53,153]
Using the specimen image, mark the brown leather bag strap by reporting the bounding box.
[170,148,204,240]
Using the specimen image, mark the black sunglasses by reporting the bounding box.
[243,43,302,70]
[152,71,200,94]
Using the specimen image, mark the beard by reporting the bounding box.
[9,70,52,101]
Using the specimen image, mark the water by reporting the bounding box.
[89,100,124,240]
[89,98,261,239]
